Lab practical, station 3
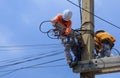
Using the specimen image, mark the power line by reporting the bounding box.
[0,44,61,48]
[0,47,61,51]
[0,49,63,63]
[29,64,67,68]
[67,0,120,30]
[0,64,67,77]
[78,0,82,24]
[0,51,64,69]
[112,48,120,55]
[0,58,65,77]
[0,43,62,52]
[1,64,67,72]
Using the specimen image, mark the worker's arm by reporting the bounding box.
[51,16,58,24]
[51,14,61,26]
[65,22,72,35]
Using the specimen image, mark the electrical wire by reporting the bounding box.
[0,44,60,48]
[0,49,63,63]
[0,51,64,69]
[1,64,67,72]
[78,0,82,24]
[0,58,65,77]
[66,0,120,30]
[0,43,62,52]
[112,48,120,55]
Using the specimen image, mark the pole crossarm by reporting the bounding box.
[73,56,120,74]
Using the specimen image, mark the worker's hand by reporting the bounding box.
[64,33,70,37]
[51,22,56,26]
[51,20,57,27]
[60,32,67,37]
[65,31,70,36]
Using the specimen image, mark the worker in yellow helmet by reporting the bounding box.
[94,30,116,58]
[51,9,78,67]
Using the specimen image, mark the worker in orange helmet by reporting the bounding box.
[94,30,116,58]
[51,9,77,67]
[51,9,72,36]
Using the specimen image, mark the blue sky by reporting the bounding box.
[0,0,120,78]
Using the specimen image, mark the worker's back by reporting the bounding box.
[95,32,115,43]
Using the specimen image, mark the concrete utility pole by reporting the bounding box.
[72,0,120,77]
[73,0,120,77]
[80,0,95,78]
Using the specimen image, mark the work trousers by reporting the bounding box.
[61,36,80,64]
[64,43,72,64]
[61,36,72,64]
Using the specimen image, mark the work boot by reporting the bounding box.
[69,62,72,68]
[69,61,78,68]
